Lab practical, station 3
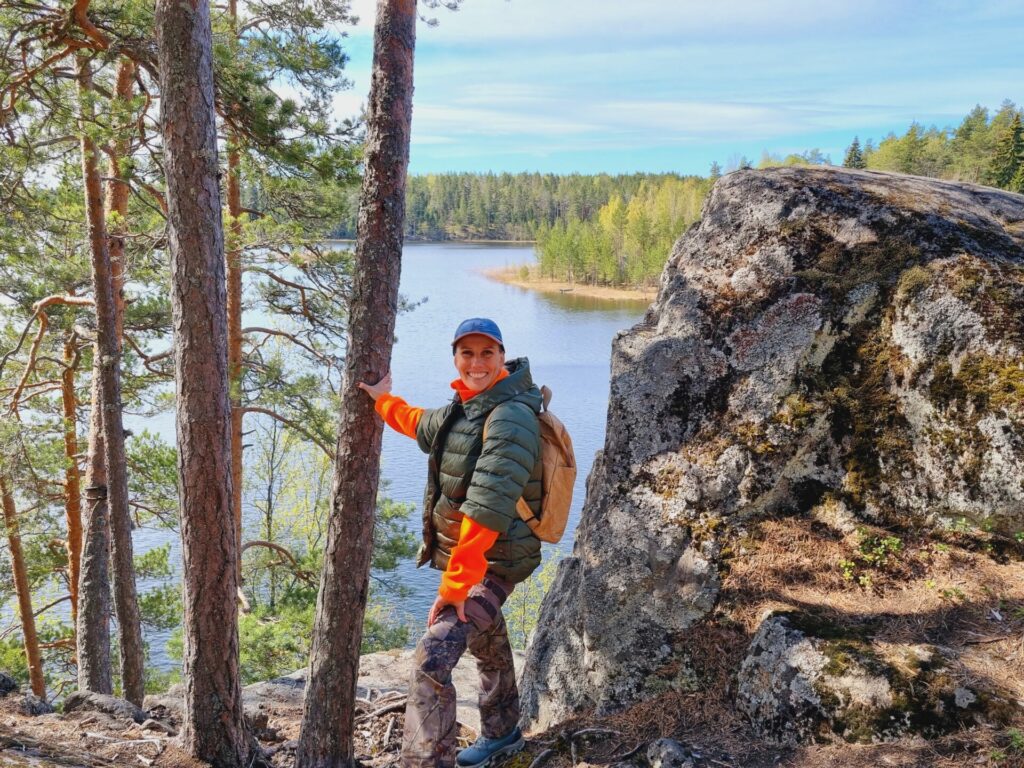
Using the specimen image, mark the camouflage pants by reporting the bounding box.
[401,575,519,768]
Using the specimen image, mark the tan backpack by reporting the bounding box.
[484,385,577,543]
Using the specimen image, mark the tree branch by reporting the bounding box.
[242,326,331,365]
[238,406,334,460]
[72,0,110,50]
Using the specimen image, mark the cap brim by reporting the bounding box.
[452,332,503,347]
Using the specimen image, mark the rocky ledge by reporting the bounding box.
[521,167,1024,750]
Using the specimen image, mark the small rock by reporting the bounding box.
[0,672,18,696]
[244,706,270,731]
[141,717,177,735]
[63,691,146,723]
[18,693,54,716]
[647,738,695,768]
[954,687,977,708]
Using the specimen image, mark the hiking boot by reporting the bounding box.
[456,727,525,768]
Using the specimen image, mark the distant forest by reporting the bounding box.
[330,100,1024,288]
[329,172,690,241]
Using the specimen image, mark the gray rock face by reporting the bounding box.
[0,672,17,696]
[736,613,996,745]
[18,693,54,716]
[520,168,1024,729]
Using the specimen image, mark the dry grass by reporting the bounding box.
[519,515,1024,768]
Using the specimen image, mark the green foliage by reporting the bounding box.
[536,176,711,288]
[505,551,562,649]
[0,637,30,684]
[127,434,179,529]
[843,137,866,169]
[336,171,698,242]
[839,529,903,587]
[861,100,1023,190]
[134,544,173,580]
[234,599,408,685]
[138,585,183,631]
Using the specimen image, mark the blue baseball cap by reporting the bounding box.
[452,317,503,348]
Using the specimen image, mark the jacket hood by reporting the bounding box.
[461,357,542,420]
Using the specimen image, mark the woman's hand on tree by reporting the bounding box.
[357,371,392,401]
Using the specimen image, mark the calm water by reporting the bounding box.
[123,243,648,667]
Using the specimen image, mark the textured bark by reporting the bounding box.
[155,0,250,764]
[1,476,46,698]
[78,54,145,707]
[76,370,112,694]
[61,338,83,628]
[226,0,244,586]
[106,58,134,342]
[296,1,415,765]
[76,57,132,692]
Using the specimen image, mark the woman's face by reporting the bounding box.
[454,334,506,393]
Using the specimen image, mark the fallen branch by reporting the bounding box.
[356,698,408,722]
[606,742,645,762]
[0,729,123,767]
[84,732,163,747]
[527,748,554,768]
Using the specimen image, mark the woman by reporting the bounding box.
[359,317,543,768]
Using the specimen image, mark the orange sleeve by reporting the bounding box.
[438,516,499,603]
[375,393,423,439]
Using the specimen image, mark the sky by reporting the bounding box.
[331,0,1024,176]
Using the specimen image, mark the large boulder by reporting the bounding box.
[520,168,1024,737]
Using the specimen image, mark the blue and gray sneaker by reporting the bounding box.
[456,727,525,768]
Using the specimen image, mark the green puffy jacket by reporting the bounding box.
[415,357,543,584]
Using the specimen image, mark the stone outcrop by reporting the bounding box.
[521,168,1024,742]
[735,613,994,745]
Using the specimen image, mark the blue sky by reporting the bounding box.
[335,0,1024,175]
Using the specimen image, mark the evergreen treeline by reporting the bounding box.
[330,172,692,241]
[843,99,1024,192]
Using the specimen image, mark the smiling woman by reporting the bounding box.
[358,316,543,767]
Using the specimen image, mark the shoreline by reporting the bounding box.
[323,238,536,245]
[482,265,655,302]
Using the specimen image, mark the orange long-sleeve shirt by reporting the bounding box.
[374,369,510,603]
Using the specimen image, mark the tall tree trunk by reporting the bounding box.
[155,1,250,764]
[77,54,144,706]
[226,0,245,586]
[296,1,415,764]
[1,476,46,698]
[106,59,134,342]
[77,369,113,694]
[61,337,83,628]
[77,56,132,695]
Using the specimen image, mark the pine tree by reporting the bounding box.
[989,112,1023,189]
[843,137,866,169]
[1011,162,1024,194]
